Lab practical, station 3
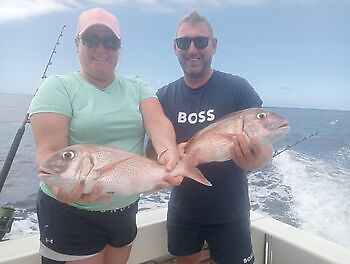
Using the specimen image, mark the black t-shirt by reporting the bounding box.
[157,70,263,224]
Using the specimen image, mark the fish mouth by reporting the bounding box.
[38,173,58,179]
[38,166,56,176]
[259,120,290,145]
[272,120,290,132]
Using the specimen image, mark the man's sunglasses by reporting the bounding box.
[175,36,210,50]
[80,33,121,51]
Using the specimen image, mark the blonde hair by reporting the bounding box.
[176,10,214,36]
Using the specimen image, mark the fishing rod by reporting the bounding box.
[272,132,318,158]
[0,24,66,193]
[0,24,66,241]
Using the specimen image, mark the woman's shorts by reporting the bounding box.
[37,190,138,262]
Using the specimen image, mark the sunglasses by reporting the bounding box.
[175,36,210,50]
[80,33,121,51]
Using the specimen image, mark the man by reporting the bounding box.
[156,11,273,264]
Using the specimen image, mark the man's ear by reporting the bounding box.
[75,38,79,53]
[211,37,218,55]
[173,40,178,56]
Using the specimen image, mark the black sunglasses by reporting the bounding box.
[80,33,121,51]
[175,36,210,50]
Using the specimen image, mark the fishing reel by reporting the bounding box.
[0,206,15,241]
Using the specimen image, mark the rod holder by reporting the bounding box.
[0,206,15,241]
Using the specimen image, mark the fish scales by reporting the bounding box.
[39,144,210,197]
[38,108,290,197]
[182,108,290,166]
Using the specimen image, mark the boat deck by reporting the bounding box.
[142,246,213,263]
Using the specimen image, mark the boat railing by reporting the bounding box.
[1,208,350,264]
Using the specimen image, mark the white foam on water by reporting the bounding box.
[273,150,350,249]
[3,211,39,240]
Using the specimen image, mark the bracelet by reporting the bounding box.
[157,147,177,161]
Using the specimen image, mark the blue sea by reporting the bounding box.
[0,93,349,249]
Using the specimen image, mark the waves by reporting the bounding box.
[257,150,350,249]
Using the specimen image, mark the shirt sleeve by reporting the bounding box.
[130,76,156,102]
[28,75,73,117]
[234,77,263,110]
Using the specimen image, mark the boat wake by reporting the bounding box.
[271,150,350,249]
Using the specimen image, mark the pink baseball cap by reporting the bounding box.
[77,7,121,39]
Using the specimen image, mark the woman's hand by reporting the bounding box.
[157,146,179,171]
[156,143,186,188]
[50,181,105,204]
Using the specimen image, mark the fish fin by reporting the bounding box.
[92,157,133,179]
[216,132,236,140]
[171,162,212,186]
[182,149,201,167]
[185,166,212,186]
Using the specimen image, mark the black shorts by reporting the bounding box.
[167,210,255,264]
[37,190,138,261]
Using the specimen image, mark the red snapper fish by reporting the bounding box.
[38,108,289,196]
[38,144,211,197]
[181,108,290,166]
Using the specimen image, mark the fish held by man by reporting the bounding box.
[39,108,289,197]
[38,144,211,197]
[180,108,290,167]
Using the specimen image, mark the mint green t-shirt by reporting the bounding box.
[29,71,156,211]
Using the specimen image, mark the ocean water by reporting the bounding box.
[0,93,349,249]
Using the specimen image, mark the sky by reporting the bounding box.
[0,0,349,111]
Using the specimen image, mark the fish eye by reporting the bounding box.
[256,112,267,120]
[62,151,75,160]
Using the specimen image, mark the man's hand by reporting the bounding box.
[177,142,188,159]
[230,133,272,170]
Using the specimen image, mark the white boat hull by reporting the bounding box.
[1,208,350,264]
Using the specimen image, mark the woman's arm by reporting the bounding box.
[30,113,102,203]
[30,113,69,166]
[140,98,179,170]
[140,98,183,187]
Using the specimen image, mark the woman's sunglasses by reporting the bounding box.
[175,36,210,50]
[80,33,121,51]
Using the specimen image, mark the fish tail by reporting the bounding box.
[171,162,212,186]
[185,166,212,186]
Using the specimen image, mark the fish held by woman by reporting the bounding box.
[38,144,211,197]
[39,108,289,197]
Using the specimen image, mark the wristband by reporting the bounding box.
[157,147,177,161]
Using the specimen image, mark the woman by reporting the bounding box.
[29,7,179,264]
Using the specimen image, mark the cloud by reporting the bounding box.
[0,0,342,23]
[91,0,269,10]
[94,0,350,13]
[0,0,82,23]
[280,86,292,91]
[90,0,175,12]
